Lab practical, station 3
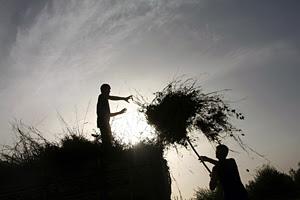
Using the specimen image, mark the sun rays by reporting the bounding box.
[111,104,155,145]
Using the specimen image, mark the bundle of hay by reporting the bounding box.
[137,79,244,146]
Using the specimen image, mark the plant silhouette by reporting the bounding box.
[0,122,171,200]
[247,165,298,200]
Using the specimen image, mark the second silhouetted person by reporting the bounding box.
[201,145,248,200]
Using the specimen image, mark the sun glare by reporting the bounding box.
[111,104,155,145]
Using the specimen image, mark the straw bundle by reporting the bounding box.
[138,79,244,146]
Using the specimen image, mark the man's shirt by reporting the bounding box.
[210,158,248,200]
[97,94,110,123]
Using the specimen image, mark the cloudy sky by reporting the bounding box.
[1,0,300,198]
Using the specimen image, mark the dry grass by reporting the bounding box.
[136,79,245,147]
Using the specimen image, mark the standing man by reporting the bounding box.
[200,144,248,200]
[96,83,132,146]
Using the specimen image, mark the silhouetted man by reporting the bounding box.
[200,145,248,200]
[96,83,132,146]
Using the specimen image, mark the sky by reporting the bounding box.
[1,0,300,199]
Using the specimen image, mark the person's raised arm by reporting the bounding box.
[200,156,218,165]
[109,95,132,102]
[110,108,127,117]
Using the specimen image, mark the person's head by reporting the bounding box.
[100,84,111,96]
[216,144,229,160]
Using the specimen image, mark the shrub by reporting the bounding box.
[246,165,297,200]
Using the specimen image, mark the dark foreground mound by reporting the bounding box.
[0,134,171,200]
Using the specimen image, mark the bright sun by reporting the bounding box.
[111,104,155,145]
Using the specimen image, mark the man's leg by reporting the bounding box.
[100,123,112,146]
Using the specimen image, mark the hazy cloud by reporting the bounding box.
[0,1,299,198]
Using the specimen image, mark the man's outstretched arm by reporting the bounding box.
[109,95,132,102]
[200,156,218,165]
[110,108,127,117]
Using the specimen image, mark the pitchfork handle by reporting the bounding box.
[186,137,212,174]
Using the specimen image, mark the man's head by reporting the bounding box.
[100,84,111,96]
[216,144,229,160]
